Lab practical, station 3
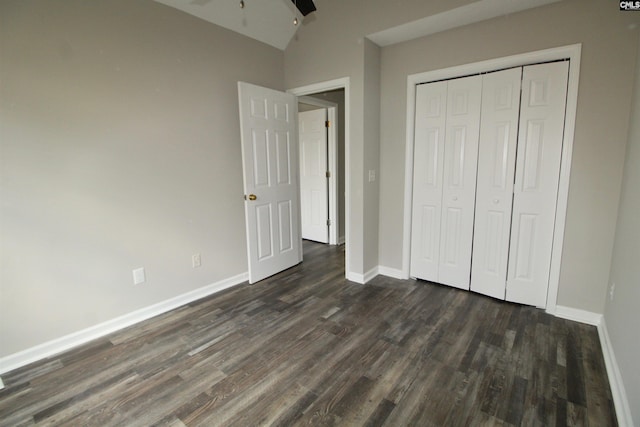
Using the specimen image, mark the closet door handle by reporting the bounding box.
[452,196,458,201]
[493,199,499,204]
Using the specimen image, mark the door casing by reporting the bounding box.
[288,78,352,279]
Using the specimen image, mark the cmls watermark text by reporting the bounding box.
[620,1,640,10]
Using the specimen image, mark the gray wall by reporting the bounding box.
[284,0,478,277]
[0,0,284,357]
[377,0,639,314]
[363,39,381,274]
[605,34,640,425]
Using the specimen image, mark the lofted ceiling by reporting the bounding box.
[154,0,562,51]
[154,0,304,50]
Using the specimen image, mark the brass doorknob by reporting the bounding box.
[247,194,257,201]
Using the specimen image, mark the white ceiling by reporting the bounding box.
[154,0,301,50]
[155,0,562,51]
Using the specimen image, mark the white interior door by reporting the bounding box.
[410,81,447,281]
[438,75,482,290]
[299,108,329,243]
[506,61,569,307]
[471,67,522,299]
[238,82,302,284]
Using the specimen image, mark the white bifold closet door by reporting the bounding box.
[506,61,569,307]
[412,60,569,308]
[410,75,481,290]
[470,67,522,299]
[471,61,569,307]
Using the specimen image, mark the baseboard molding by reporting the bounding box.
[554,306,633,426]
[337,236,345,245]
[363,266,378,283]
[0,272,249,375]
[554,305,603,326]
[597,318,634,427]
[346,266,378,284]
[378,266,406,280]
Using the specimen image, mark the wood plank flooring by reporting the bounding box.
[0,241,616,426]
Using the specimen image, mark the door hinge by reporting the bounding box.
[326,219,331,226]
[326,171,331,178]
[325,120,330,128]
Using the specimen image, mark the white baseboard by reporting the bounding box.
[0,377,4,389]
[346,270,363,284]
[597,318,634,427]
[346,266,378,284]
[363,266,378,283]
[378,266,406,280]
[554,305,603,326]
[347,272,367,284]
[337,236,345,245]
[554,305,633,426]
[0,272,248,375]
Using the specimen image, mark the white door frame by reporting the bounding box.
[288,77,350,277]
[402,44,581,313]
[298,96,339,245]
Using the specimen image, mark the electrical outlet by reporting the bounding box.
[609,282,616,301]
[133,267,146,285]
[368,169,376,182]
[192,253,201,268]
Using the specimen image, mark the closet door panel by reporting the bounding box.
[471,67,522,299]
[410,81,447,281]
[507,61,569,307]
[438,75,482,290]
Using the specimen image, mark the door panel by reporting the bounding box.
[438,75,482,289]
[238,82,302,284]
[506,61,569,307]
[299,108,329,243]
[410,81,447,281]
[275,131,292,185]
[471,67,522,299]
[278,201,293,251]
[442,207,462,265]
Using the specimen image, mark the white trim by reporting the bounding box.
[297,96,340,245]
[402,44,582,312]
[598,318,634,427]
[346,271,365,284]
[0,272,248,375]
[553,306,633,426]
[327,106,339,246]
[367,0,562,47]
[554,305,602,326]
[288,78,351,277]
[378,266,406,280]
[363,266,379,284]
[298,95,337,109]
[545,46,581,313]
[347,266,379,284]
[0,377,4,389]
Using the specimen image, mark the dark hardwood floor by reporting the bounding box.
[0,241,616,426]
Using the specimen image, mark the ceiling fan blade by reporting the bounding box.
[292,0,316,16]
